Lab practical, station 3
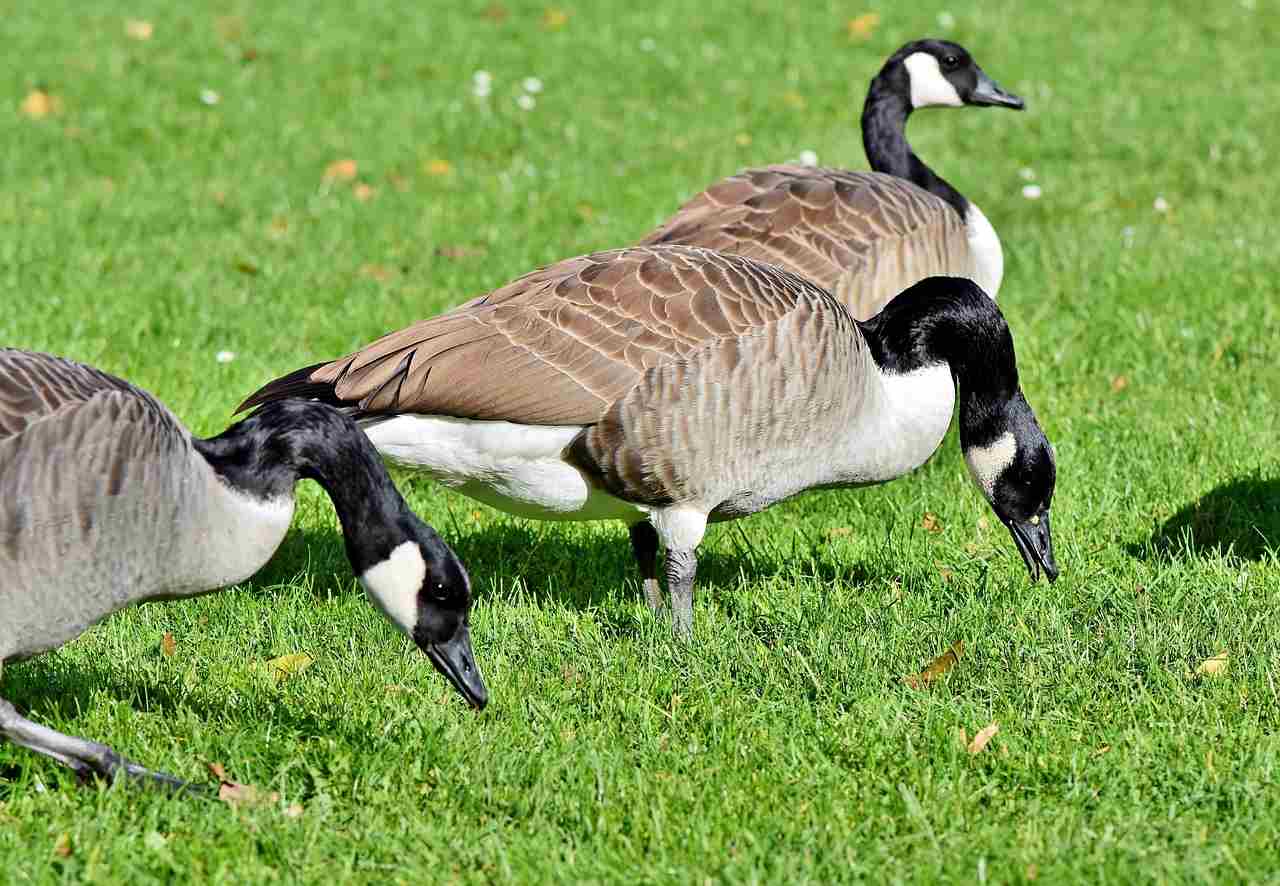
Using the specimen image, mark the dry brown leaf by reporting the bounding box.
[1194,651,1228,677]
[967,721,999,754]
[20,89,62,119]
[1110,374,1129,392]
[265,653,314,682]
[1094,744,1111,757]
[541,7,569,29]
[352,183,376,202]
[125,19,154,40]
[575,203,595,220]
[921,512,943,533]
[161,632,176,658]
[217,780,279,808]
[359,264,395,282]
[827,526,853,539]
[206,761,227,780]
[846,12,881,41]
[52,832,72,858]
[904,641,963,689]
[436,244,486,260]
[936,563,955,582]
[284,802,304,818]
[424,159,453,176]
[323,158,358,182]
[1026,863,1039,881]
[482,3,509,21]
[269,216,289,236]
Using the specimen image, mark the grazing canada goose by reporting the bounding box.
[0,349,486,791]
[641,39,1024,320]
[241,245,1059,638]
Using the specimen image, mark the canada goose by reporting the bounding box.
[641,39,1024,320]
[241,245,1059,638]
[0,349,486,791]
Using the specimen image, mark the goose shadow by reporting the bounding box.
[1129,476,1279,562]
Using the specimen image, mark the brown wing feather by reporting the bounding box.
[240,246,833,427]
[640,167,971,319]
[0,349,178,443]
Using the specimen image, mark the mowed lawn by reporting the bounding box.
[3,0,1278,881]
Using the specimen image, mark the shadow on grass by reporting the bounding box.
[1130,475,1279,562]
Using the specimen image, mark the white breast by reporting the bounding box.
[963,202,1003,298]
[834,363,956,485]
[361,414,645,522]
[181,467,296,592]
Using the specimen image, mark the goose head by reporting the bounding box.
[962,393,1058,583]
[358,520,488,709]
[884,39,1024,111]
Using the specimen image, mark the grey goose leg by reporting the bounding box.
[665,547,698,640]
[0,697,198,793]
[629,521,665,613]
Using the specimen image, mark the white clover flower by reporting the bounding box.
[516,94,536,111]
[522,77,543,94]
[1021,184,1042,200]
[798,150,819,167]
[472,70,493,98]
[199,88,221,106]
[215,350,236,364]
[1153,196,1170,212]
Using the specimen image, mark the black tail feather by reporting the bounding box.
[236,361,344,414]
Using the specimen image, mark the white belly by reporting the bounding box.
[361,414,646,522]
[964,202,1004,299]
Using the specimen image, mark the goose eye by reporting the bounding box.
[431,581,450,602]
[942,55,959,68]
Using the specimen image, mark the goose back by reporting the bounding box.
[639,166,976,320]
[0,353,291,661]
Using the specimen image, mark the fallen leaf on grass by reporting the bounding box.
[161,632,176,658]
[482,3,510,21]
[921,512,943,533]
[846,12,881,41]
[217,780,279,808]
[323,158,358,183]
[283,802,304,818]
[436,244,486,260]
[264,653,313,682]
[424,159,453,176]
[541,7,569,29]
[826,526,853,539]
[359,264,396,282]
[53,832,72,858]
[1110,374,1129,392]
[125,19,154,40]
[968,721,999,754]
[352,182,376,202]
[207,761,227,780]
[1193,651,1228,677]
[20,89,62,119]
[904,641,963,689]
[235,260,259,276]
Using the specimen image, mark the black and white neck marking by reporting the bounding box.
[857,275,1019,450]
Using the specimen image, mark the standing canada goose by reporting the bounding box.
[640,39,1024,320]
[0,349,486,790]
[240,245,1059,638]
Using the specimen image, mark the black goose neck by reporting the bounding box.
[861,68,968,219]
[857,277,1019,446]
[194,400,411,574]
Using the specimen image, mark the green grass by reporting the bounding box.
[3,0,1279,881]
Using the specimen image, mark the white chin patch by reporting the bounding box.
[903,52,964,109]
[964,432,1016,499]
[359,540,425,638]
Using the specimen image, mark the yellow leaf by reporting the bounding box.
[161,632,176,658]
[1195,651,1228,677]
[125,19,154,40]
[735,132,752,146]
[542,7,569,29]
[968,721,999,754]
[922,512,943,533]
[904,641,963,689]
[323,158,358,182]
[1110,374,1129,392]
[782,91,806,110]
[265,653,313,682]
[352,182,376,202]
[827,526,853,539]
[52,832,72,858]
[20,89,61,119]
[424,158,453,176]
[846,12,881,41]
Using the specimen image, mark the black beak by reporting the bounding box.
[423,624,488,710]
[1006,512,1058,583]
[970,70,1025,110]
